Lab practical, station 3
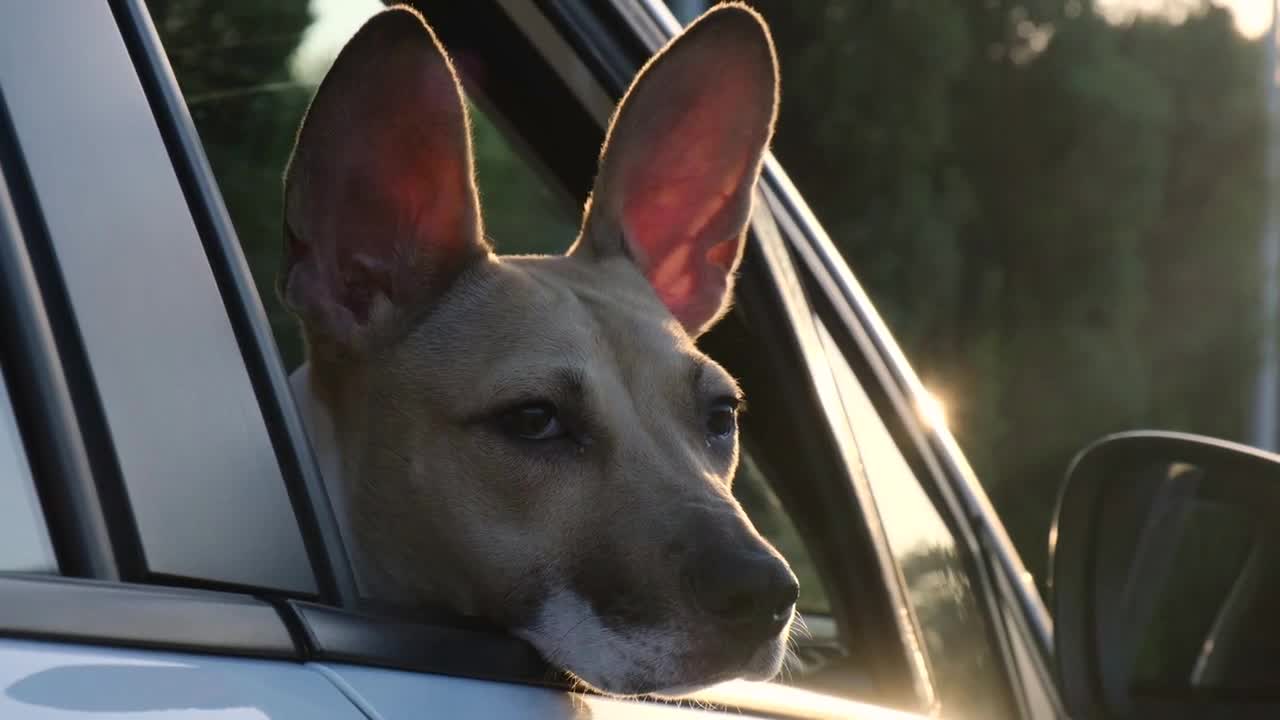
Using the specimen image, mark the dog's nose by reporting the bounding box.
[687,548,799,636]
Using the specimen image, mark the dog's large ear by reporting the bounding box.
[281,6,485,353]
[570,4,778,337]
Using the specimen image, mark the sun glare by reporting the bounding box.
[917,390,948,431]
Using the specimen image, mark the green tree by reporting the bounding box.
[742,0,1267,583]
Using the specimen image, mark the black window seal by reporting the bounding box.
[105,0,357,608]
[285,600,569,689]
[0,87,142,583]
[0,573,298,660]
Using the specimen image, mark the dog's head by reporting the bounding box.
[281,2,795,696]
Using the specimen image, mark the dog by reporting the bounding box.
[281,2,797,697]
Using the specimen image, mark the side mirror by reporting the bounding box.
[1049,431,1280,719]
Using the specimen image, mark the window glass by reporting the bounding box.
[665,0,1277,590]
[150,0,575,370]
[0,366,57,573]
[816,320,1015,720]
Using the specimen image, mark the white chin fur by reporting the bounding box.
[516,588,791,697]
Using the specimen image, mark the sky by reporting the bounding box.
[291,0,381,84]
[1097,0,1273,37]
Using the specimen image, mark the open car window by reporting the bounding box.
[149,0,847,678]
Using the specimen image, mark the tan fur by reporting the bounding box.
[294,253,786,692]
[300,252,747,606]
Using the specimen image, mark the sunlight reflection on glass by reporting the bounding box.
[917,390,948,432]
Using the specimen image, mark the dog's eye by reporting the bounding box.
[706,400,739,440]
[499,402,564,441]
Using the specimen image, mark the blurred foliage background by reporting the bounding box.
[148,0,1269,599]
[737,0,1268,587]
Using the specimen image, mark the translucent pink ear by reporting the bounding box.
[571,4,779,336]
[281,7,486,352]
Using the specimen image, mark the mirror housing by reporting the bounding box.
[1050,431,1280,719]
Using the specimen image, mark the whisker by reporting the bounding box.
[782,645,802,683]
[789,613,813,641]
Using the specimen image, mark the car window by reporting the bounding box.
[815,320,1016,720]
[0,365,56,573]
[659,0,1280,591]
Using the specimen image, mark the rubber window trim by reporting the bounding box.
[287,600,568,689]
